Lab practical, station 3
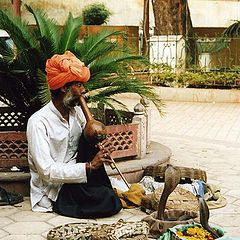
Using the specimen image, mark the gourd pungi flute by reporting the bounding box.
[79,95,130,189]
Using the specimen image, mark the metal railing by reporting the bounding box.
[125,34,240,88]
[147,35,240,72]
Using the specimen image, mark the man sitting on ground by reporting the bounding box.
[27,51,122,218]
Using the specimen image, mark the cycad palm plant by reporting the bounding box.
[223,20,240,38]
[0,5,162,123]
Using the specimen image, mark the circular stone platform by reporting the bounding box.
[0,141,171,196]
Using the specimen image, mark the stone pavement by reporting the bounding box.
[0,100,240,239]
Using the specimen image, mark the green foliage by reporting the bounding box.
[196,38,229,54]
[223,20,240,38]
[150,63,240,88]
[0,5,163,119]
[82,3,111,25]
[195,20,240,55]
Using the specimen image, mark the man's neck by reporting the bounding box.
[52,98,70,122]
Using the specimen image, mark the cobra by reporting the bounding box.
[198,196,220,239]
[157,164,181,220]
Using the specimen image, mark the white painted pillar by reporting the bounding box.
[132,102,147,159]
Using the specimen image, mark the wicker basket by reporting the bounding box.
[142,211,198,239]
[151,186,199,212]
[143,165,207,183]
[169,223,225,240]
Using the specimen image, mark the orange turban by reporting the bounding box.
[46,51,90,90]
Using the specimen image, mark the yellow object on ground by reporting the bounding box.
[115,183,145,208]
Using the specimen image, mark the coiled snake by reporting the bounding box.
[47,219,149,240]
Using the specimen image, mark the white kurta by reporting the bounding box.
[26,101,87,212]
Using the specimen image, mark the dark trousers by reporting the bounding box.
[52,134,122,218]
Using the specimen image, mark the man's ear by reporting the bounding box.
[60,86,68,93]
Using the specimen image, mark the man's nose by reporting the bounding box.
[82,84,90,93]
[81,86,87,94]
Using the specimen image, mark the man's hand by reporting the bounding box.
[98,138,115,155]
[88,139,115,171]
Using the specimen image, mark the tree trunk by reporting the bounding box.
[142,0,150,56]
[12,0,21,17]
[151,0,191,35]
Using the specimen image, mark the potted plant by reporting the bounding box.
[82,2,111,25]
[80,2,139,55]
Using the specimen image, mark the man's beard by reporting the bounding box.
[63,92,79,109]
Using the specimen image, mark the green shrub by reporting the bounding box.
[82,3,111,25]
[150,63,240,88]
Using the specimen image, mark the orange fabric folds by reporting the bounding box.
[46,51,90,90]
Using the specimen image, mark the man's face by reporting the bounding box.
[63,82,86,109]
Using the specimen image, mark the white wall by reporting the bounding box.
[4,0,240,29]
[188,0,240,28]
[21,0,155,27]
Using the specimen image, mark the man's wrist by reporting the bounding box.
[85,162,92,175]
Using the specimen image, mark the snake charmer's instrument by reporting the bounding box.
[79,95,130,189]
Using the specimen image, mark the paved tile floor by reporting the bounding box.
[0,100,240,239]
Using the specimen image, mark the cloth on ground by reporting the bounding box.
[114,183,145,208]
[0,187,23,206]
[140,176,205,197]
[192,180,205,197]
[204,183,227,209]
[110,176,129,192]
